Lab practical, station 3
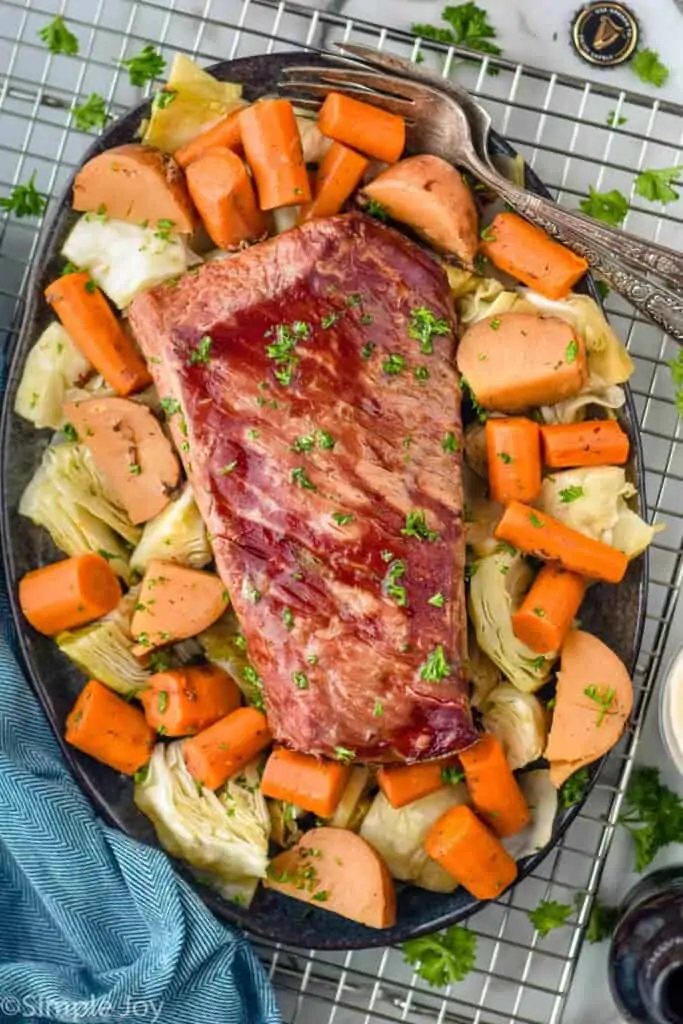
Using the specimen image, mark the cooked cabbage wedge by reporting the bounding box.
[469,549,555,693]
[268,800,305,849]
[142,53,244,153]
[502,770,558,861]
[135,744,269,907]
[329,766,372,831]
[540,373,625,424]
[15,322,91,430]
[198,610,264,709]
[131,484,211,574]
[58,620,150,695]
[360,785,469,892]
[480,684,547,770]
[466,627,502,708]
[19,443,140,582]
[62,215,194,309]
[538,466,659,559]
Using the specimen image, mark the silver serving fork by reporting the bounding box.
[335,42,683,293]
[279,63,683,343]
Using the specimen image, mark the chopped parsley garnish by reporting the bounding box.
[306,653,319,665]
[606,110,627,128]
[129,462,142,476]
[360,312,374,325]
[565,339,579,364]
[383,559,408,607]
[244,583,261,604]
[579,187,629,227]
[533,607,546,618]
[414,365,430,382]
[218,461,237,476]
[247,428,259,440]
[321,312,340,328]
[38,14,79,55]
[459,377,487,422]
[560,766,590,808]
[0,172,47,218]
[365,197,388,221]
[291,433,315,453]
[380,550,394,563]
[497,451,513,464]
[428,592,445,608]
[373,700,384,717]
[157,691,168,714]
[334,746,356,763]
[282,607,294,631]
[402,510,440,543]
[242,664,264,709]
[265,320,310,386]
[291,466,317,491]
[317,429,336,450]
[293,671,309,690]
[312,890,329,902]
[631,47,669,88]
[419,644,450,682]
[346,292,363,307]
[529,511,544,528]
[84,278,97,294]
[408,306,450,354]
[154,88,177,109]
[441,765,465,785]
[480,225,496,242]
[361,342,375,360]
[560,485,584,503]
[160,397,181,416]
[584,684,616,726]
[442,431,459,453]
[187,335,212,366]
[62,422,78,443]
[383,353,406,375]
[120,44,166,86]
[72,93,108,132]
[489,318,501,330]
[332,512,354,525]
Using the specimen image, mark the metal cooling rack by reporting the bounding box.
[1,1,682,1021]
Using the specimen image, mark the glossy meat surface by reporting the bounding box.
[129,212,475,760]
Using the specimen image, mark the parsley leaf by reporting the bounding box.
[528,900,573,937]
[585,898,620,944]
[72,93,108,132]
[291,466,317,492]
[579,187,629,227]
[583,684,616,726]
[634,166,681,205]
[292,671,309,690]
[62,422,78,443]
[419,644,451,682]
[631,48,669,89]
[332,512,354,526]
[365,197,388,221]
[560,766,590,809]
[159,397,181,416]
[402,510,440,542]
[187,335,212,366]
[559,485,584,503]
[595,280,610,302]
[619,765,683,872]
[334,746,356,763]
[402,924,477,987]
[442,431,459,453]
[120,45,166,87]
[428,592,445,608]
[408,306,450,354]
[383,353,406,375]
[412,0,502,75]
[440,765,465,785]
[38,14,79,55]
[383,559,408,607]
[0,172,47,218]
[606,111,627,128]
[154,89,177,110]
[291,433,315,454]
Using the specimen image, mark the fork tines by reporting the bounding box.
[278,65,418,120]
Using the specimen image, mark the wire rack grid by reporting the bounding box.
[0,1,682,1022]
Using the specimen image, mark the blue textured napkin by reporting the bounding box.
[0,579,282,1024]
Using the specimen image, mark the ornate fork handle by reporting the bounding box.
[509,190,683,290]
[473,161,683,342]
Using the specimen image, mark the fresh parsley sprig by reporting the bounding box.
[403,924,477,987]
[619,766,683,873]
[120,45,166,87]
[0,172,47,218]
[72,93,108,132]
[38,14,79,55]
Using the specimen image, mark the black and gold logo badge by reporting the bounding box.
[571,2,639,66]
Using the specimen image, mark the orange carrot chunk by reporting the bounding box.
[512,562,587,654]
[65,679,155,775]
[183,706,272,789]
[377,758,459,809]
[459,734,531,838]
[540,420,630,468]
[494,499,628,584]
[139,665,241,737]
[299,141,370,222]
[480,211,589,300]
[19,553,121,636]
[486,416,542,505]
[425,804,518,900]
[174,107,244,168]
[260,747,352,817]
[239,99,311,210]
[318,92,405,164]
[45,273,152,396]
[185,147,269,249]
